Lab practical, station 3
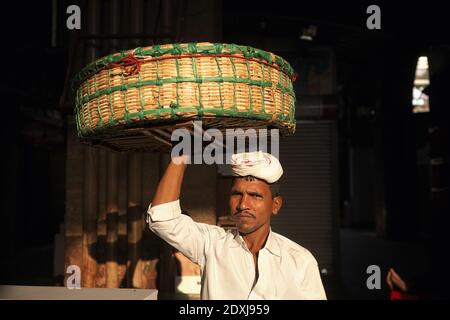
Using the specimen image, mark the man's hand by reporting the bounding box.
[171,154,191,165]
[386,268,408,292]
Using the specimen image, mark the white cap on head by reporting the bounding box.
[230,151,283,184]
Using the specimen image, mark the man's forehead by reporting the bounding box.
[231,177,270,191]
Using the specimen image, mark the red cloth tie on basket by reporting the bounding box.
[111,54,142,76]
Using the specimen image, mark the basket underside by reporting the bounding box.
[81,118,285,152]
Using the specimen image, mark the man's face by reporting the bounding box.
[229,177,282,235]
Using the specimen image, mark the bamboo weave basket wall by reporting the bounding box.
[73,42,297,151]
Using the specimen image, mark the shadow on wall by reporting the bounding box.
[82,211,192,299]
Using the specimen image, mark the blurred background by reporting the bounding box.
[0,0,449,299]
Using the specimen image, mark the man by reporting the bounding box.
[147,151,326,299]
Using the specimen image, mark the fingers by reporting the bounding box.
[386,269,394,290]
[390,268,400,278]
[390,268,408,291]
[171,153,191,165]
[386,268,409,292]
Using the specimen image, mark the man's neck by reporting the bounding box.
[242,225,270,254]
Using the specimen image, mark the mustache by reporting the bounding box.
[233,210,256,218]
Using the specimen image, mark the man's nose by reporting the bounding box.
[237,194,250,211]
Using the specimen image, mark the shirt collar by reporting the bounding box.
[231,228,281,257]
[264,229,281,257]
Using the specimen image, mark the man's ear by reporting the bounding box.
[272,196,283,216]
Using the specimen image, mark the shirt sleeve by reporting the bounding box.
[298,255,328,300]
[146,199,223,267]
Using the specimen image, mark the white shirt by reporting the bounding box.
[147,200,327,300]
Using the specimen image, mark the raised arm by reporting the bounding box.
[151,154,188,206]
[147,154,224,266]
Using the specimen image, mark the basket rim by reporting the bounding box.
[77,114,296,138]
[76,107,296,137]
[72,42,296,88]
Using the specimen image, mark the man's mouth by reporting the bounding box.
[234,212,255,219]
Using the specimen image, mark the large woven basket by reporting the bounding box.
[73,42,297,151]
